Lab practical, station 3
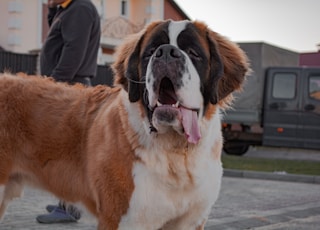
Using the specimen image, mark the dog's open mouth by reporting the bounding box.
[151,77,201,144]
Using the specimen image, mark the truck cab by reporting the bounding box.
[222,66,320,155]
[263,67,320,149]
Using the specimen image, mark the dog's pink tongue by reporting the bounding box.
[180,107,201,144]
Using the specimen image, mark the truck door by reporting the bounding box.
[263,68,301,148]
[299,69,320,149]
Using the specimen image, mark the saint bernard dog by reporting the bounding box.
[0,20,248,229]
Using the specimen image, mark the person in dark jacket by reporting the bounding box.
[37,0,101,224]
[40,0,101,86]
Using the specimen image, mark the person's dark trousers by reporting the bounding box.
[70,76,92,86]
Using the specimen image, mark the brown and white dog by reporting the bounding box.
[0,20,248,229]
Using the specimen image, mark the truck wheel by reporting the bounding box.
[223,142,249,156]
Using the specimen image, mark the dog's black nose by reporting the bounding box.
[155,44,182,62]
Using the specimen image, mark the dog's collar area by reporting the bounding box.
[147,108,158,133]
[144,90,158,133]
[126,75,146,84]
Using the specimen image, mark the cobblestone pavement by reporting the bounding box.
[206,177,320,230]
[1,176,320,230]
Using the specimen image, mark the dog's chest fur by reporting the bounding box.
[117,96,223,229]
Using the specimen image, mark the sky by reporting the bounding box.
[175,0,320,53]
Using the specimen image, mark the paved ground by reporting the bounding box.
[1,147,320,229]
[1,176,320,230]
[0,188,97,230]
[206,177,320,230]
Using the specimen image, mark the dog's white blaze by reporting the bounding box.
[119,101,223,229]
[169,21,203,109]
[168,20,188,47]
[179,52,203,109]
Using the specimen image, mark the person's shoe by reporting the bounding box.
[36,206,78,224]
[46,204,59,213]
[66,204,82,220]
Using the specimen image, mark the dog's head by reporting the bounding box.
[112,20,249,144]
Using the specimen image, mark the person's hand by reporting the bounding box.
[48,0,65,8]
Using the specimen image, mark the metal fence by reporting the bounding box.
[0,51,114,86]
[93,65,114,86]
[0,51,38,75]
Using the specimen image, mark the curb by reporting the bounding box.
[224,169,320,184]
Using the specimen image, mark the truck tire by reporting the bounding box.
[223,142,249,156]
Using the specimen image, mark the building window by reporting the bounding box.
[121,0,128,16]
[8,1,23,12]
[272,73,296,99]
[8,18,21,29]
[7,34,21,46]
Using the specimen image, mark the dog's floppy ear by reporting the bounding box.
[112,21,163,103]
[207,29,249,104]
[112,32,144,102]
[205,31,224,105]
[126,37,144,102]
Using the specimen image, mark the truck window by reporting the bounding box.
[309,76,320,100]
[272,73,296,99]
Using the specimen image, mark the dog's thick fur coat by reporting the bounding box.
[0,20,248,230]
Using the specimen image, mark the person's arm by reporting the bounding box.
[47,7,58,27]
[51,6,95,81]
[47,1,63,27]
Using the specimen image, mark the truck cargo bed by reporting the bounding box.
[223,42,299,124]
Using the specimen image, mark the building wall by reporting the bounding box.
[149,0,164,22]
[130,0,149,25]
[41,3,50,43]
[0,0,10,51]
[0,0,188,56]
[0,0,42,53]
[300,52,320,67]
[103,0,120,18]
[164,0,187,20]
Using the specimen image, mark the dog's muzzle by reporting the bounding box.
[145,44,201,144]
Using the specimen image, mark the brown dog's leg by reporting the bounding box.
[0,174,24,220]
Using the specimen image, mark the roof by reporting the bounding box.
[167,0,191,20]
